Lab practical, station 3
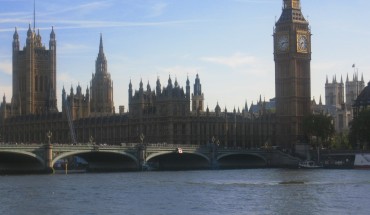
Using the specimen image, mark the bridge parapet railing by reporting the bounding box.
[320,149,370,155]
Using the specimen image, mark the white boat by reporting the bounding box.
[354,154,370,169]
[299,160,323,169]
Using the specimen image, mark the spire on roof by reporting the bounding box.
[99,33,104,55]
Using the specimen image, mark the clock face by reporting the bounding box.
[277,34,289,52]
[297,35,308,52]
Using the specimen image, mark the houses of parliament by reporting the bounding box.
[1,0,314,150]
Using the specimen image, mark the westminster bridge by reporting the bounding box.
[0,143,300,173]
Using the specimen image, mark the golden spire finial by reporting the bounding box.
[283,0,301,9]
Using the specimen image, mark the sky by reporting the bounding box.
[0,0,369,112]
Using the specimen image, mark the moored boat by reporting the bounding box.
[354,154,370,169]
[299,160,323,169]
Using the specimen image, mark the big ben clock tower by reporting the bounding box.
[274,0,311,150]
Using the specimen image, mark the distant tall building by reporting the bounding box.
[11,25,57,116]
[320,72,365,132]
[90,35,114,115]
[325,75,344,108]
[346,72,365,108]
[274,0,311,149]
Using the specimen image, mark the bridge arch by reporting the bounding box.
[146,151,210,170]
[0,151,45,173]
[146,151,210,162]
[217,152,267,169]
[52,150,139,172]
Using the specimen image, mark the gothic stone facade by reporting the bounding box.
[11,26,57,116]
[0,26,276,148]
[1,75,276,148]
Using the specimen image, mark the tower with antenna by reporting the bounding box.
[11,1,58,116]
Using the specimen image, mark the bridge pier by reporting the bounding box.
[138,144,146,170]
[210,143,219,169]
[44,144,54,173]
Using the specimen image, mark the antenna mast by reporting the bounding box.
[33,0,36,31]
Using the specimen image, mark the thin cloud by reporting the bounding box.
[0,61,12,75]
[58,72,78,85]
[0,19,201,33]
[0,1,113,25]
[42,1,113,17]
[234,0,275,3]
[201,53,257,68]
[148,2,168,18]
[58,43,92,55]
[51,19,199,28]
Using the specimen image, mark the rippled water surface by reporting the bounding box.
[1,169,370,215]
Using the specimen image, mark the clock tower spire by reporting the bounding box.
[283,0,301,9]
[274,0,311,150]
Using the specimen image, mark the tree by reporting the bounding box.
[331,132,352,150]
[349,109,370,150]
[302,114,335,149]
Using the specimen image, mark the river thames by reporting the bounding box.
[1,169,369,215]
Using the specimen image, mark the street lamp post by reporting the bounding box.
[45,131,53,172]
[139,133,146,170]
[211,136,220,169]
[46,130,52,145]
[89,136,94,145]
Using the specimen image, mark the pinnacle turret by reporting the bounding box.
[99,33,104,56]
[174,78,178,88]
[50,26,55,39]
[13,27,19,40]
[95,34,107,74]
[147,81,151,92]
[27,24,33,38]
[156,77,161,95]
[168,75,173,88]
[193,73,202,96]
[139,79,143,91]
